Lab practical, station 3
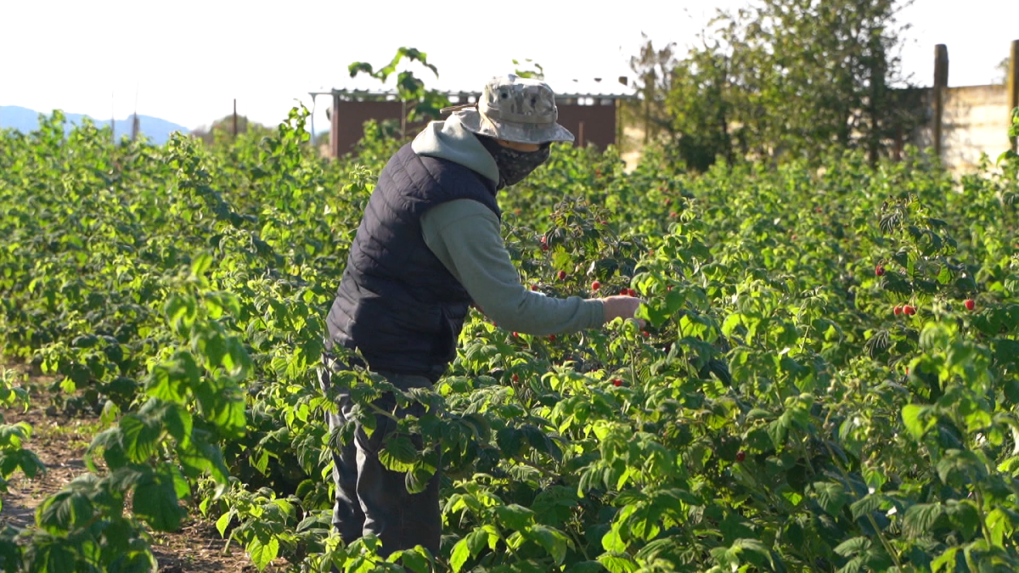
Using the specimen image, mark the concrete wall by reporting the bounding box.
[925,85,1013,174]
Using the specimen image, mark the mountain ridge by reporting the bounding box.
[0,105,189,145]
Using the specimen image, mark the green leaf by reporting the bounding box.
[936,449,987,487]
[216,510,234,537]
[247,536,279,572]
[902,503,943,538]
[119,413,161,464]
[388,547,432,573]
[190,252,214,277]
[834,536,870,557]
[850,493,885,521]
[161,405,193,447]
[465,527,489,558]
[930,546,959,573]
[598,552,638,573]
[24,538,77,573]
[812,481,847,517]
[379,435,418,473]
[133,469,185,532]
[494,504,534,531]
[901,404,934,440]
[36,489,94,534]
[945,500,980,541]
[526,524,568,564]
[450,538,470,573]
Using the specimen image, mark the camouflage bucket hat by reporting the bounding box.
[442,74,575,145]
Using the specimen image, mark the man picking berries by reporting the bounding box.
[318,75,642,556]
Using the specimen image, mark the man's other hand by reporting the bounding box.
[600,296,645,325]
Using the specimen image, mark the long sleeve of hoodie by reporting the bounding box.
[421,199,604,335]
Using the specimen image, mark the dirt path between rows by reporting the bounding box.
[0,365,273,572]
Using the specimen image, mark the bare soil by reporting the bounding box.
[0,364,277,572]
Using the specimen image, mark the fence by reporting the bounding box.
[920,39,1019,174]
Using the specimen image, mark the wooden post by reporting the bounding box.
[615,98,622,151]
[232,99,239,137]
[401,99,407,140]
[331,93,340,158]
[933,44,949,158]
[578,121,585,148]
[1008,39,1018,151]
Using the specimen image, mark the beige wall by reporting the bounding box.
[927,85,1013,174]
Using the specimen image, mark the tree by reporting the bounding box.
[646,0,919,169]
[626,35,679,145]
[190,114,271,146]
[348,47,450,139]
[994,57,1010,85]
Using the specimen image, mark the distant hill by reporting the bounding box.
[0,105,189,145]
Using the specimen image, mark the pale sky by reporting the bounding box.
[1,0,1016,132]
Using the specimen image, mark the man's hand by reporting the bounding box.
[601,296,645,325]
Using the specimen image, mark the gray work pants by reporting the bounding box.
[317,356,442,558]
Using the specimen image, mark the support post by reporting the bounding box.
[233,99,239,137]
[1008,39,1018,152]
[578,121,585,148]
[933,44,949,158]
[331,93,340,158]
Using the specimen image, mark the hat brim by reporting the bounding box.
[452,109,575,144]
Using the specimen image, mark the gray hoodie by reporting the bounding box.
[411,119,604,335]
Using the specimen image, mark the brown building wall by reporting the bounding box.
[330,95,618,157]
[555,103,617,149]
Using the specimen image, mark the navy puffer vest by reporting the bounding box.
[325,143,500,381]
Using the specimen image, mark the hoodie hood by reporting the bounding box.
[411,118,500,185]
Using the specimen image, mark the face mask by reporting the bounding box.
[477,135,550,190]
